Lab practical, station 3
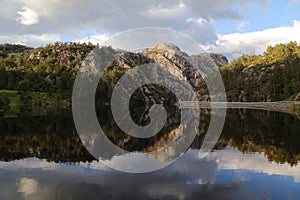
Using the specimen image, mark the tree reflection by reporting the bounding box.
[0,107,299,166]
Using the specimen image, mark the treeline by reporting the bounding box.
[1,107,300,166]
[221,109,300,166]
[0,96,10,110]
[1,41,299,103]
[0,114,94,162]
[0,43,32,55]
[0,42,95,93]
[220,41,300,101]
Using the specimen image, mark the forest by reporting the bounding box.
[220,41,300,101]
[0,41,300,110]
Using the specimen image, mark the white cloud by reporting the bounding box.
[143,2,188,21]
[5,0,297,61]
[0,0,269,47]
[205,20,300,59]
[18,178,39,196]
[0,34,59,47]
[213,147,300,182]
[78,27,209,56]
[16,7,40,25]
[0,148,300,199]
[77,20,300,60]
[184,0,269,20]
[76,34,109,45]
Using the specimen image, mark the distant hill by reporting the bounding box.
[0,42,95,93]
[0,44,33,57]
[0,41,299,104]
[219,41,300,101]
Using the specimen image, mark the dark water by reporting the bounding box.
[0,108,300,199]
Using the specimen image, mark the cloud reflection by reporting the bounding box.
[0,147,300,199]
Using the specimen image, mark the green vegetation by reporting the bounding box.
[0,114,94,162]
[0,42,94,93]
[96,66,128,103]
[0,43,32,55]
[1,107,300,166]
[0,90,17,112]
[220,109,300,166]
[0,96,10,111]
[0,41,299,108]
[220,41,300,101]
[0,42,131,108]
[0,89,70,118]
[1,42,300,166]
[293,103,300,112]
[0,90,19,105]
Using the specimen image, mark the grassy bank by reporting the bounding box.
[0,89,71,118]
[293,103,300,113]
[0,90,20,105]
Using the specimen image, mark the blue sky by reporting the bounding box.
[0,0,300,58]
[216,0,300,34]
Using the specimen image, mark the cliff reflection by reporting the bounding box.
[0,107,299,166]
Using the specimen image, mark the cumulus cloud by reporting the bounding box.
[18,178,39,196]
[78,20,300,59]
[78,27,209,56]
[76,34,109,45]
[214,147,300,182]
[0,34,60,47]
[0,148,300,199]
[16,7,40,25]
[3,0,297,60]
[205,20,300,59]
[184,0,268,21]
[0,0,269,47]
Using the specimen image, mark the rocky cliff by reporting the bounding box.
[2,41,298,102]
[107,42,228,91]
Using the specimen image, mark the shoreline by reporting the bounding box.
[179,101,300,115]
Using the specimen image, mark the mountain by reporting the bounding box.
[104,42,228,88]
[0,41,299,108]
[98,42,299,102]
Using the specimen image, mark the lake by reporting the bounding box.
[0,107,300,199]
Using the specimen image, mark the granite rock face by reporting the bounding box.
[110,43,228,89]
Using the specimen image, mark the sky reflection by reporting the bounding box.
[1,146,300,199]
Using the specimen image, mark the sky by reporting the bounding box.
[1,0,300,59]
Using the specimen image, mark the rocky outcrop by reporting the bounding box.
[112,52,153,69]
[27,42,95,68]
[142,43,203,87]
[111,43,228,89]
[189,53,228,75]
[204,53,228,67]
[295,93,300,101]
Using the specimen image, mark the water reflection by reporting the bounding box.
[222,109,300,166]
[1,148,300,199]
[1,108,299,166]
[0,108,300,199]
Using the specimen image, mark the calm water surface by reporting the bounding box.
[0,108,300,199]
